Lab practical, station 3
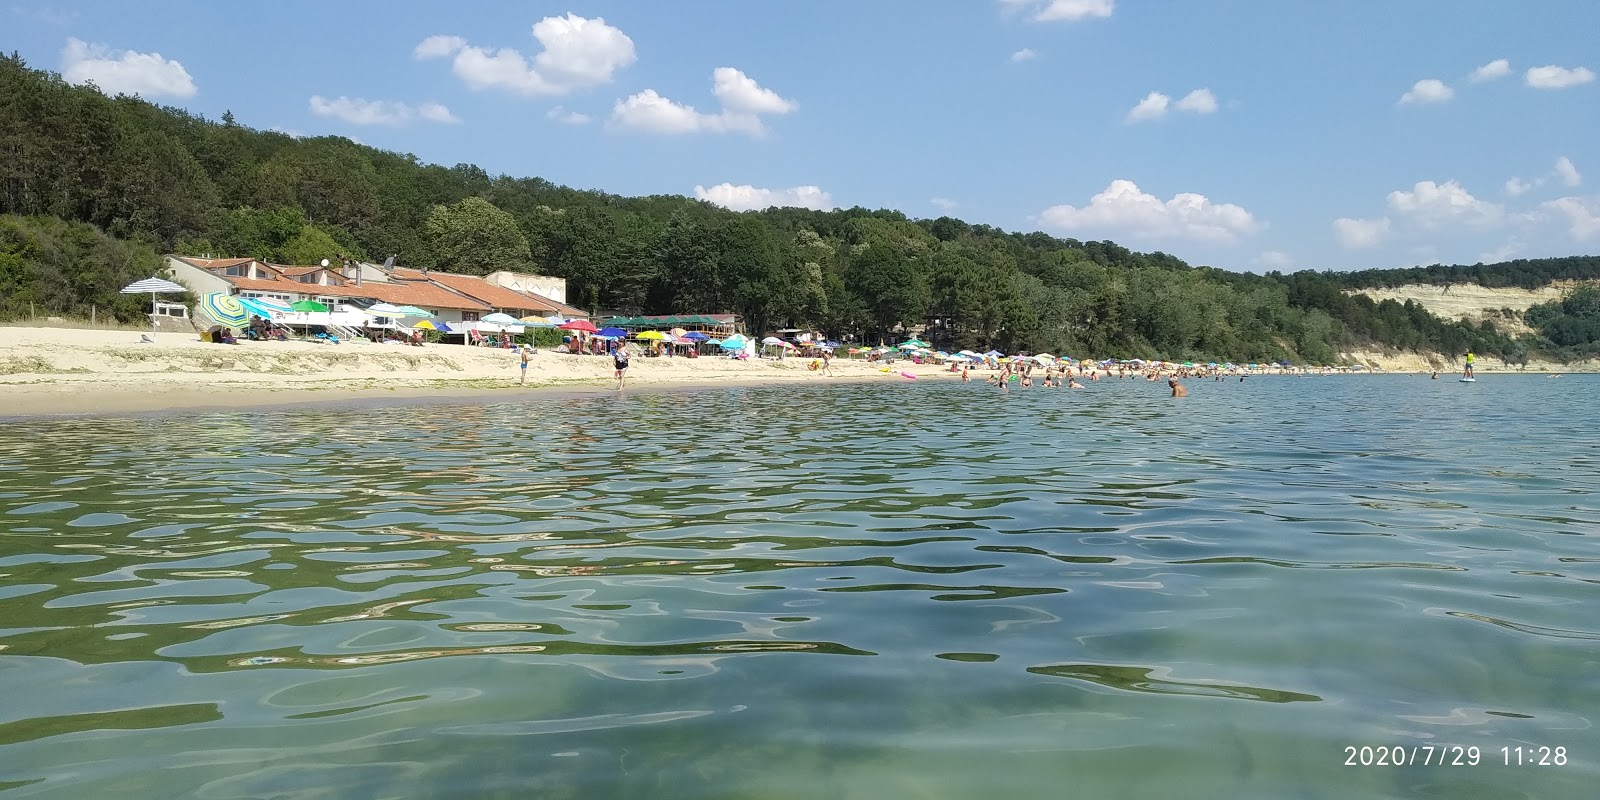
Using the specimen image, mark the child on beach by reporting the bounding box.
[520,346,531,385]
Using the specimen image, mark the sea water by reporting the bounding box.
[0,375,1595,799]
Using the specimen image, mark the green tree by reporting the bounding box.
[424,196,532,275]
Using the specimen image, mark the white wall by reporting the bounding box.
[164,257,232,296]
[485,271,567,304]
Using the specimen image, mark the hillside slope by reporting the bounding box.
[1352,280,1600,335]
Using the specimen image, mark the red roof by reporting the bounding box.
[176,256,254,269]
[219,275,489,311]
[392,268,559,313]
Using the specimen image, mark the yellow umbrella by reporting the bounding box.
[636,330,667,340]
[414,320,442,330]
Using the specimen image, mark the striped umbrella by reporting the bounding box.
[198,293,248,328]
[239,296,292,318]
[120,277,188,336]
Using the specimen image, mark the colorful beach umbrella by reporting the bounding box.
[682,331,710,342]
[482,312,520,326]
[291,299,328,313]
[239,296,292,318]
[596,327,627,338]
[121,277,189,336]
[636,330,667,340]
[559,319,598,333]
[198,292,248,328]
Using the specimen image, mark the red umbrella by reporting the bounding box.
[558,319,598,333]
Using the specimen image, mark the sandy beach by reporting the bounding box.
[0,326,962,417]
[1,326,1588,418]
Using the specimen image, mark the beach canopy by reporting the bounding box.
[121,277,188,295]
[121,277,189,336]
[239,296,293,318]
[291,299,328,313]
[198,293,248,328]
[365,302,420,318]
[559,319,598,333]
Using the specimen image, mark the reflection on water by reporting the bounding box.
[1,376,1598,799]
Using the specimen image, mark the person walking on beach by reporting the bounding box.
[820,348,834,377]
[1464,351,1475,379]
[520,345,531,385]
[614,341,632,390]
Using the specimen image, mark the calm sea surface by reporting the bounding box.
[1,375,1596,799]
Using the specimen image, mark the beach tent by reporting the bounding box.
[121,277,189,336]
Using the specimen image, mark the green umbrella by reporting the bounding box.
[291,299,329,312]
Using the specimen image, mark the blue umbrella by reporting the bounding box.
[597,326,628,338]
[682,331,710,342]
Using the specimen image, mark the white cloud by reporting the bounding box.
[1037,179,1260,244]
[930,197,959,211]
[1334,217,1390,249]
[1010,48,1038,63]
[1478,237,1524,263]
[1554,156,1581,187]
[610,68,794,136]
[1398,78,1453,105]
[1540,197,1600,240]
[1469,58,1510,82]
[1525,65,1595,89]
[1175,88,1218,114]
[417,14,635,96]
[60,38,196,98]
[1001,0,1115,22]
[1385,180,1502,228]
[1505,177,1533,197]
[1254,250,1294,270]
[413,35,466,60]
[693,184,836,212]
[711,67,797,115]
[546,106,591,125]
[1125,91,1169,123]
[308,96,460,126]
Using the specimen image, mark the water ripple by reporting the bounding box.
[1,377,1597,798]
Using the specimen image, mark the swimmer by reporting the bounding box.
[1169,377,1187,397]
[1068,377,1085,389]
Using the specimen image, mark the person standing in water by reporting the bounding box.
[1169,377,1188,397]
[1464,351,1475,379]
[614,341,632,390]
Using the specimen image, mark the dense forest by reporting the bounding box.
[1,53,1591,363]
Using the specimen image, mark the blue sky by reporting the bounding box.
[10,0,1599,272]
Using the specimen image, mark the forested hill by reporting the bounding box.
[0,52,1564,364]
[1324,257,1600,291]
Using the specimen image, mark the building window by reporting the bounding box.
[224,265,246,277]
[461,312,480,322]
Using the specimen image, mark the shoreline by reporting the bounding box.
[0,325,1590,419]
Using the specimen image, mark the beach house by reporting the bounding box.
[163,256,590,340]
